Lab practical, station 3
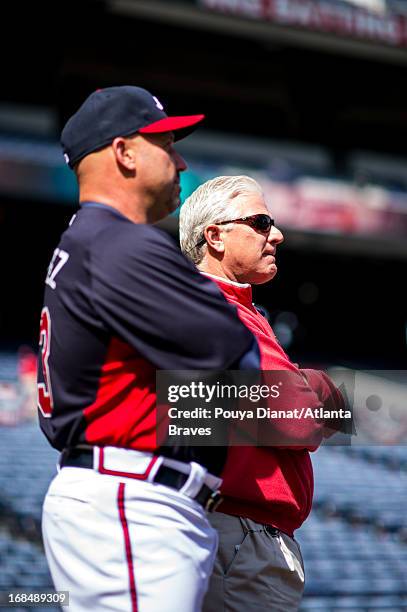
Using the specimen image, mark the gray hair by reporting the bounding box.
[179,175,263,265]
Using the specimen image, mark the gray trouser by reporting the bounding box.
[203,512,305,612]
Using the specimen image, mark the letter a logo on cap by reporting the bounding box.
[153,96,164,110]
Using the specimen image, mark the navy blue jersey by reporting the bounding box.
[37,203,255,459]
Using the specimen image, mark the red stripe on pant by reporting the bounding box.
[118,482,138,612]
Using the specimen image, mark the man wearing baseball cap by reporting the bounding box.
[61,85,206,221]
[38,86,259,611]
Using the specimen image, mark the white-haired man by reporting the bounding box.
[180,175,346,612]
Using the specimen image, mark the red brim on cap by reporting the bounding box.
[139,114,205,137]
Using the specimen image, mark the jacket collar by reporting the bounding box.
[201,272,253,308]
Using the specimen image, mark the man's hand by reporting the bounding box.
[300,369,354,437]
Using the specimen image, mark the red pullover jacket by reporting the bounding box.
[206,273,342,536]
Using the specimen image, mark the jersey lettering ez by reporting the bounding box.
[45,249,69,289]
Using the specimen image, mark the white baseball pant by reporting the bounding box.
[42,452,219,612]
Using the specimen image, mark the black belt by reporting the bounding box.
[60,448,222,512]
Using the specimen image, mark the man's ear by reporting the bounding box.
[204,225,225,253]
[111,137,136,171]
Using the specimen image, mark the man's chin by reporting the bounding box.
[256,267,278,284]
[168,197,180,215]
[155,197,180,222]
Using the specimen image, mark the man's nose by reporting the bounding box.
[268,225,284,244]
[174,150,187,172]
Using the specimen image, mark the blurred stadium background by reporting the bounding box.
[1,0,407,609]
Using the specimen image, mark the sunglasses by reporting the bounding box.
[188,214,275,252]
[216,214,274,232]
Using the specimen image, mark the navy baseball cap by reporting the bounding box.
[61,85,205,169]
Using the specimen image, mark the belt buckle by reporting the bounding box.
[205,490,223,513]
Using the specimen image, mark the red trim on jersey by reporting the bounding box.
[98,448,159,480]
[118,483,138,612]
[84,337,158,450]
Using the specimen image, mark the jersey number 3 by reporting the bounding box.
[37,307,53,417]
